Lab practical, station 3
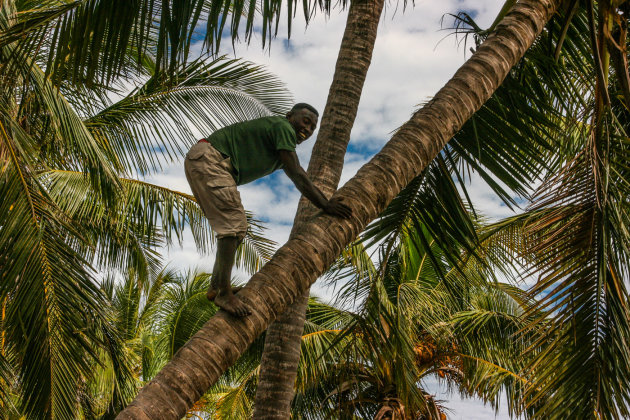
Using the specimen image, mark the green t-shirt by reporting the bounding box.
[207,116,297,185]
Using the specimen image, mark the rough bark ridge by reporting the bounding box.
[116,1,559,418]
[253,0,385,417]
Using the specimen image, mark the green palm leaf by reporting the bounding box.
[0,58,119,196]
[85,56,293,175]
[453,4,630,417]
[42,170,277,276]
[0,0,341,88]
[0,157,118,420]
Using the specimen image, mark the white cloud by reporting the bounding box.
[423,375,520,420]
[144,162,192,194]
[165,229,216,272]
[462,171,521,221]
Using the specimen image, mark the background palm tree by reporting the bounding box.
[254,0,386,416]
[0,1,291,418]
[87,268,254,419]
[452,1,630,417]
[82,269,176,419]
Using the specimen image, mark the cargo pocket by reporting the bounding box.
[187,146,234,188]
[212,186,242,210]
[203,167,235,188]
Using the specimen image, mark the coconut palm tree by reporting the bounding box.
[315,251,532,419]
[254,0,386,416]
[117,0,564,418]
[0,0,392,418]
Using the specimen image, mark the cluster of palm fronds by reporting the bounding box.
[0,1,290,418]
[446,1,630,417]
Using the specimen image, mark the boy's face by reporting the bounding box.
[287,108,318,144]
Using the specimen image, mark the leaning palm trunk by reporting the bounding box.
[253,0,385,417]
[117,0,559,418]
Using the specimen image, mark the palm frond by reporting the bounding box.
[155,270,217,358]
[518,142,630,418]
[213,367,257,420]
[360,154,480,291]
[1,0,342,89]
[42,170,277,276]
[2,55,119,196]
[0,155,115,420]
[85,56,293,175]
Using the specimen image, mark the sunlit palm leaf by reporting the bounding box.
[0,54,119,195]
[213,367,257,420]
[43,170,276,276]
[85,56,293,175]
[0,145,117,420]
[155,270,217,358]
[0,351,19,418]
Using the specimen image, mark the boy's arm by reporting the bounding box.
[278,150,352,218]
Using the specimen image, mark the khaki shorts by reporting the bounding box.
[184,142,247,240]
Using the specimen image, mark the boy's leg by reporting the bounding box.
[185,143,250,316]
[205,285,242,301]
[207,235,251,317]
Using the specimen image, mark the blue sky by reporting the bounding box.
[143,0,525,417]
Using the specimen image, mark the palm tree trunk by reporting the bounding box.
[116,1,560,418]
[253,0,385,417]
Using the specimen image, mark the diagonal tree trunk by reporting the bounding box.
[253,0,385,417]
[116,1,560,418]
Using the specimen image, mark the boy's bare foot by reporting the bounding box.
[206,285,243,302]
[214,293,251,317]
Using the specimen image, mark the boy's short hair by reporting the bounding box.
[291,103,319,116]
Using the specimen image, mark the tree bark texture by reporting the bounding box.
[253,0,385,417]
[116,1,560,418]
